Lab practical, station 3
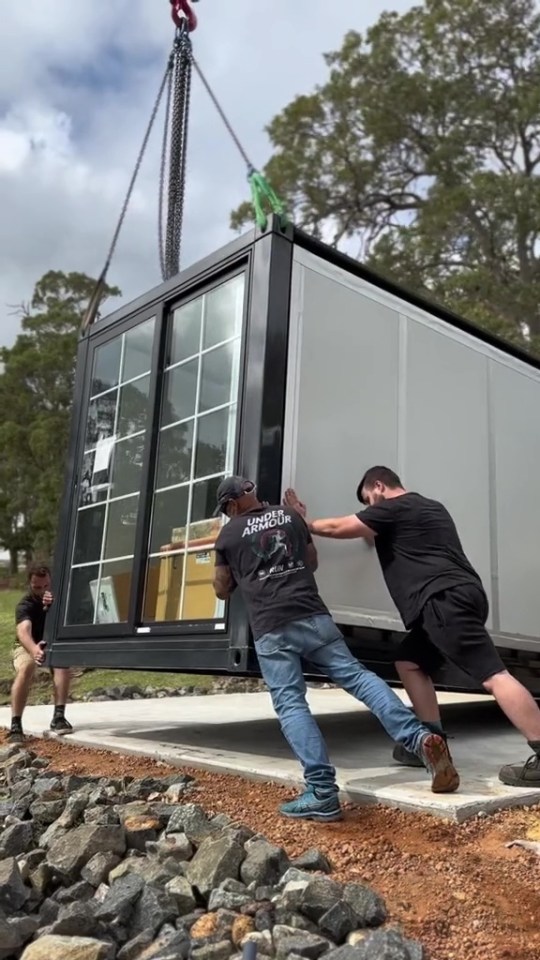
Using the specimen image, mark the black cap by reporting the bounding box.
[213,476,256,516]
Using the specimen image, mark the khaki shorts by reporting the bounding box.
[12,646,74,676]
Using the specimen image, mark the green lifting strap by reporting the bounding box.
[249,169,288,231]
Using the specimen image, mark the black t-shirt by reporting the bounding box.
[215,505,329,640]
[359,492,483,628]
[15,593,47,645]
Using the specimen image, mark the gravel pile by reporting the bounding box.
[0,744,425,960]
[78,678,336,702]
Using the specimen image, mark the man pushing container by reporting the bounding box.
[212,476,459,823]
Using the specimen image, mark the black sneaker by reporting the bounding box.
[392,743,425,768]
[499,744,540,787]
[50,716,73,736]
[6,728,24,745]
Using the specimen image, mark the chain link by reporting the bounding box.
[159,28,193,280]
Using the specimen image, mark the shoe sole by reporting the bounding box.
[421,734,460,793]
[498,772,540,788]
[392,748,425,769]
[279,807,343,822]
[49,729,73,737]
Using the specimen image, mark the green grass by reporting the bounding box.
[0,589,213,706]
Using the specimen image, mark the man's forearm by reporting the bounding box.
[307,515,375,541]
[17,629,37,656]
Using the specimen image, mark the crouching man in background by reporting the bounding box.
[8,563,73,743]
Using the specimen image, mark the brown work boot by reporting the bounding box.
[419,733,460,793]
[499,742,540,787]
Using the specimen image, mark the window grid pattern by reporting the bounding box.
[66,318,155,625]
[145,275,244,623]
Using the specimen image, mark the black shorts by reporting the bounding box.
[396,583,505,684]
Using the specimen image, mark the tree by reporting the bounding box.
[0,271,120,568]
[231,0,540,352]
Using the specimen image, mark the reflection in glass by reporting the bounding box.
[66,565,99,625]
[112,436,145,498]
[86,392,117,448]
[122,318,155,382]
[92,339,122,397]
[96,559,133,622]
[162,359,198,426]
[117,376,150,437]
[149,485,189,554]
[203,274,244,349]
[199,341,237,413]
[103,495,139,559]
[79,451,109,506]
[169,299,202,366]
[156,421,193,489]
[191,476,223,525]
[73,506,106,565]
[194,409,228,478]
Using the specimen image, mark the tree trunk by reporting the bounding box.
[9,549,18,575]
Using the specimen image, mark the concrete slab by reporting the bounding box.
[1,689,538,822]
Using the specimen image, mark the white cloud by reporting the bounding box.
[0,0,413,345]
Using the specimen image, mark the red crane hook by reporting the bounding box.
[170,0,198,32]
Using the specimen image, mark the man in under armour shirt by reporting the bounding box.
[284,466,540,789]
[212,476,459,822]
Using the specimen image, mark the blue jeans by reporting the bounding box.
[256,614,429,793]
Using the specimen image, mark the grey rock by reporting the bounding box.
[165,803,217,843]
[84,807,121,826]
[254,905,275,932]
[47,824,126,880]
[273,925,330,960]
[0,744,21,763]
[39,820,68,850]
[0,909,36,956]
[82,851,122,887]
[343,883,387,928]
[20,934,115,960]
[39,898,60,925]
[117,928,155,960]
[240,931,274,957]
[240,838,290,887]
[175,909,206,932]
[46,901,97,938]
[348,928,424,959]
[56,792,90,828]
[127,930,191,959]
[9,914,39,946]
[130,884,178,938]
[29,799,66,826]
[207,888,251,911]
[10,779,34,802]
[54,880,95,904]
[94,874,145,923]
[0,856,29,911]
[124,815,160,852]
[325,949,364,960]
[278,868,315,888]
[293,848,332,874]
[19,848,46,869]
[30,860,54,898]
[255,884,278,901]
[185,834,245,897]
[110,855,175,886]
[32,777,63,799]
[276,878,311,912]
[165,875,198,914]
[319,901,359,944]
[148,832,194,862]
[300,877,344,922]
[0,819,34,857]
[190,942,233,960]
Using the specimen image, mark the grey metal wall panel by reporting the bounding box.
[282,262,402,627]
[402,319,494,626]
[491,361,540,637]
[284,246,540,645]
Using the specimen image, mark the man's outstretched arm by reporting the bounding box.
[283,489,376,542]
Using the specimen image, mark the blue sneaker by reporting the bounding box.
[279,789,342,822]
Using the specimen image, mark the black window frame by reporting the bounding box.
[47,222,295,672]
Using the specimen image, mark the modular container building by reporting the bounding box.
[46,219,540,695]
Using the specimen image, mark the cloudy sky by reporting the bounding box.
[0,0,412,347]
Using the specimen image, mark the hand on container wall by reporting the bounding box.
[283,488,307,518]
